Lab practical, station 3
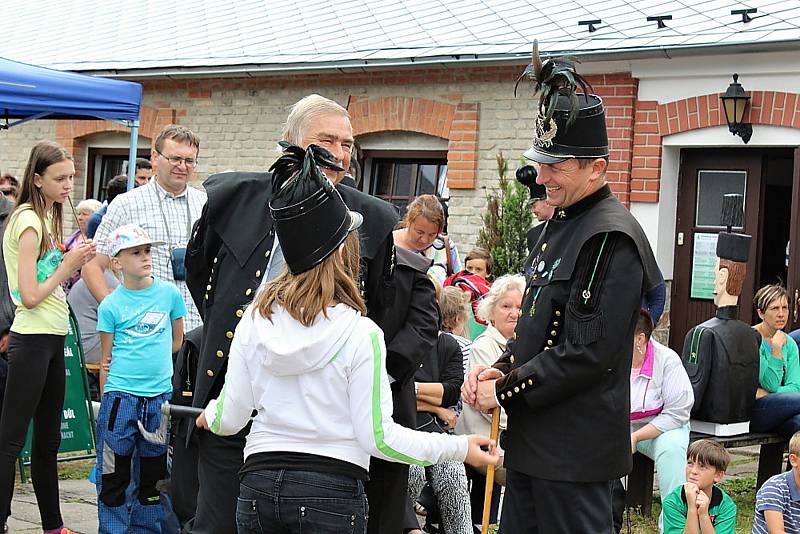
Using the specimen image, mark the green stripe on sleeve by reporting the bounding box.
[210,385,227,435]
[370,332,432,466]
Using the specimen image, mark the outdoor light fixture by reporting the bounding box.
[720,73,752,144]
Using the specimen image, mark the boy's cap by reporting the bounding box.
[108,224,165,256]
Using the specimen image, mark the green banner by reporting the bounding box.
[20,308,96,462]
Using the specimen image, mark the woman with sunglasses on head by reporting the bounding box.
[196,144,498,534]
[0,141,96,534]
[750,284,800,438]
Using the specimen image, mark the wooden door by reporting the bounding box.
[787,148,800,331]
[668,149,763,351]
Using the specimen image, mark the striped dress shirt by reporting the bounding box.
[94,178,207,330]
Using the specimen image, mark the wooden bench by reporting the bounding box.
[626,431,787,516]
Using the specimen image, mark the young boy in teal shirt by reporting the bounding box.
[95,224,186,533]
[662,439,737,533]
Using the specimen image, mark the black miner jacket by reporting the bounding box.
[493,185,661,482]
[183,172,398,429]
[681,305,760,423]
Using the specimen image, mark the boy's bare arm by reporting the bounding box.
[172,318,185,354]
[99,332,113,395]
[764,509,787,534]
[695,491,716,534]
[682,483,701,534]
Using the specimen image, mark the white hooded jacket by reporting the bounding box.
[204,302,469,470]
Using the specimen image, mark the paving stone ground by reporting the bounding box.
[7,479,97,533]
[4,447,770,533]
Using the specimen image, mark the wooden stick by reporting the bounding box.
[481,407,502,534]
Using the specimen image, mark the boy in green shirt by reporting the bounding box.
[663,439,737,533]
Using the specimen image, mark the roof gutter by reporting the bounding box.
[78,39,800,80]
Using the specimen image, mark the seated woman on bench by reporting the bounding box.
[630,309,695,505]
[750,284,800,438]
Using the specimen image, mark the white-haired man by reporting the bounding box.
[176,95,435,534]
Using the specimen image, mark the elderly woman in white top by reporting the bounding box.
[630,309,694,508]
[456,273,524,530]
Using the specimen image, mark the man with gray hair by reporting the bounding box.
[179,94,406,533]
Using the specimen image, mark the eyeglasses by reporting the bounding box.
[156,150,198,168]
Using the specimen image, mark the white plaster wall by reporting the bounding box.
[627,49,800,281]
[634,50,800,103]
[637,125,800,282]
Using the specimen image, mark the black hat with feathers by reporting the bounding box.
[269,141,362,275]
[516,41,609,164]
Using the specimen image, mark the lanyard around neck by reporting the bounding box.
[152,180,192,248]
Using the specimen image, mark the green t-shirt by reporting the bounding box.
[2,205,68,335]
[662,484,737,534]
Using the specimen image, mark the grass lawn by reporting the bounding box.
[625,476,757,533]
[57,458,94,480]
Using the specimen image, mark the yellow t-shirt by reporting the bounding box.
[2,205,69,335]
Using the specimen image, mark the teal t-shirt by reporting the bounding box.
[97,277,187,397]
[662,484,737,534]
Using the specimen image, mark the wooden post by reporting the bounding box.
[482,408,502,534]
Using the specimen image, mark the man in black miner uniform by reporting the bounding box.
[463,48,661,532]
[177,94,406,533]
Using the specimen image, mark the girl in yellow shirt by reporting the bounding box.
[0,141,95,534]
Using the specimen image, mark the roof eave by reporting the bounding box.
[79,39,800,80]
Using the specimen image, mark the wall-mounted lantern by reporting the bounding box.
[720,73,752,144]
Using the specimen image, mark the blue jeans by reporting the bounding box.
[750,392,800,438]
[236,469,368,534]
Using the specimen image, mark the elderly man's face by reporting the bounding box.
[301,113,354,184]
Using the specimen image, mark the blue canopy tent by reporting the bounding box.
[0,56,143,190]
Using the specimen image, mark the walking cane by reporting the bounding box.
[481,407,501,534]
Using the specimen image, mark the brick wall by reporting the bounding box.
[631,90,800,202]
[0,65,640,255]
[0,120,56,180]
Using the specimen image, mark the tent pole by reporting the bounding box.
[126,120,139,191]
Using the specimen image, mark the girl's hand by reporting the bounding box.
[62,240,96,272]
[196,412,209,430]
[464,434,500,468]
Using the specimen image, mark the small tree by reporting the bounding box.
[477,152,533,276]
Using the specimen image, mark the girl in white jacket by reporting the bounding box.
[196,142,497,534]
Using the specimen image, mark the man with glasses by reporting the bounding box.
[83,124,207,333]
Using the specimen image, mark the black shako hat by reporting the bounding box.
[524,94,610,164]
[515,41,609,164]
[269,141,363,275]
[716,193,750,263]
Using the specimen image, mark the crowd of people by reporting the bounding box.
[2,59,800,534]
